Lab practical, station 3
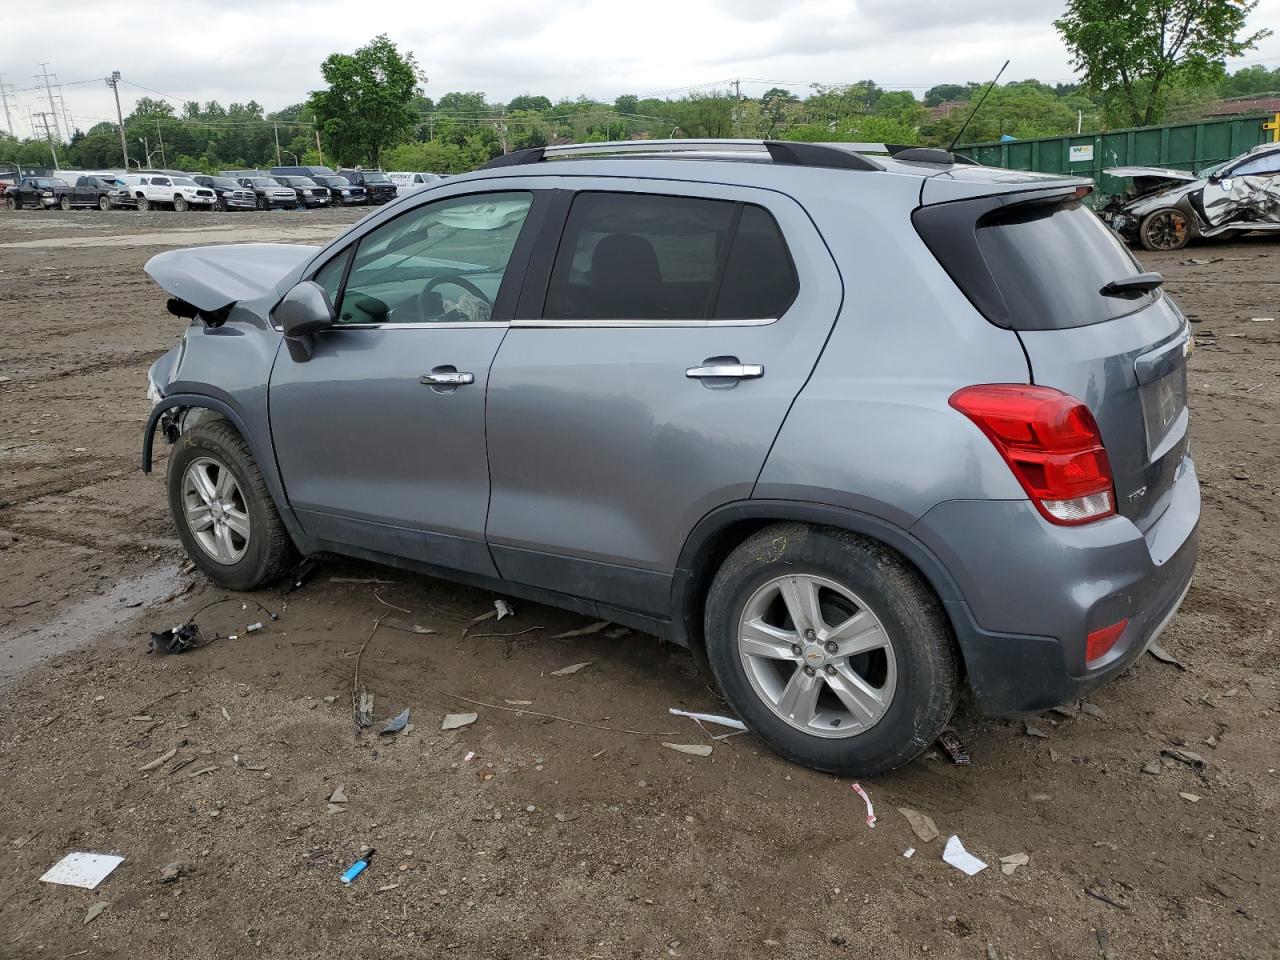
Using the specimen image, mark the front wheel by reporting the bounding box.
[703,523,959,776]
[173,195,188,212]
[59,195,72,211]
[136,195,150,212]
[7,195,19,211]
[1139,208,1192,251]
[255,195,267,211]
[98,195,111,211]
[167,420,297,590]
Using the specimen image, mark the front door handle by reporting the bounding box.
[419,369,475,386]
[685,362,764,380]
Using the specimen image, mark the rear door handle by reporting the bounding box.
[685,362,764,380]
[419,370,475,386]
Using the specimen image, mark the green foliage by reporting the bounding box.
[309,34,425,166]
[925,83,981,107]
[1055,0,1272,126]
[507,95,552,113]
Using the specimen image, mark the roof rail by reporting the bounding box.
[478,138,980,172]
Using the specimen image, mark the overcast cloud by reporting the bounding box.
[4,0,1279,137]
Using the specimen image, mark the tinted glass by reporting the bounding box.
[211,178,238,189]
[712,205,798,319]
[973,200,1154,330]
[334,192,533,325]
[544,193,735,320]
[153,177,171,186]
[1232,152,1280,176]
[361,172,390,183]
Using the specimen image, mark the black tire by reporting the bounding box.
[59,194,72,211]
[98,195,111,211]
[7,195,19,211]
[137,195,150,212]
[167,420,297,590]
[1139,208,1192,251]
[255,194,267,211]
[214,196,225,212]
[703,523,959,776]
[173,195,188,213]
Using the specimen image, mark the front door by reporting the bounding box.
[1199,147,1280,227]
[270,189,539,576]
[484,182,843,614]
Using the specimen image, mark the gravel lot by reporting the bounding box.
[0,206,1276,959]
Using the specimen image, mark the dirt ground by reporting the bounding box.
[0,205,1276,960]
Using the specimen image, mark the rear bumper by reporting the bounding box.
[912,455,1200,713]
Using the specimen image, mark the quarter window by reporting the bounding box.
[329,191,533,325]
[542,192,797,321]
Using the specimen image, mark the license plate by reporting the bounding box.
[1141,368,1186,452]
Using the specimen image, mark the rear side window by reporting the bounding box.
[916,196,1155,331]
[543,192,797,321]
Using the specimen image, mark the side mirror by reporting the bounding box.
[276,280,335,362]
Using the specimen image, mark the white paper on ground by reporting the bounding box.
[942,836,987,876]
[40,852,125,889]
[668,708,747,731]
[903,847,916,858]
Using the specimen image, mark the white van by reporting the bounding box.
[386,171,444,194]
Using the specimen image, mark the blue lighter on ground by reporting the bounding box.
[340,849,374,884]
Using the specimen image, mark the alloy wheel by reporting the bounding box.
[1142,210,1189,250]
[181,456,251,564]
[737,573,897,739]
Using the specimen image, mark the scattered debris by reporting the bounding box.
[897,807,940,843]
[548,620,612,640]
[1097,928,1117,960]
[549,661,592,676]
[1147,643,1188,671]
[245,622,263,634]
[83,901,109,926]
[159,862,183,884]
[1249,317,1275,323]
[340,848,374,884]
[139,747,177,772]
[329,577,398,584]
[1024,721,1049,739]
[1161,747,1208,773]
[282,557,321,594]
[1081,702,1105,718]
[1049,747,1063,762]
[355,690,375,729]
[1179,791,1202,803]
[554,811,579,823]
[1141,760,1164,776]
[942,836,987,876]
[503,699,532,706]
[663,743,712,757]
[186,765,218,779]
[380,708,411,735]
[495,599,514,620]
[463,751,476,762]
[668,708,747,731]
[903,848,916,858]
[986,944,999,960]
[40,852,124,889]
[442,713,478,731]
[999,852,1030,876]
[149,622,207,655]
[851,783,876,828]
[1084,886,1130,911]
[220,706,231,722]
[936,729,971,764]
[412,625,436,635]
[329,784,348,804]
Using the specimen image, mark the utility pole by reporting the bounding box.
[733,78,743,137]
[0,74,15,137]
[33,112,59,167]
[37,63,62,142]
[156,121,166,167]
[274,122,282,166]
[314,128,323,165]
[107,72,128,169]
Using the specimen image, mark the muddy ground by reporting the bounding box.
[0,206,1276,960]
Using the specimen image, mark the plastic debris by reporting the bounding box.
[851,783,876,828]
[897,807,940,843]
[328,784,348,804]
[283,556,321,594]
[1161,747,1207,772]
[40,852,124,889]
[355,690,374,728]
[442,712,478,731]
[1250,317,1275,323]
[1147,643,1188,670]
[83,901,109,926]
[463,751,476,762]
[903,848,916,858]
[550,661,592,676]
[668,708,747,732]
[999,852,1030,875]
[340,848,374,884]
[380,708,411,735]
[937,730,971,764]
[139,747,177,772]
[662,742,712,757]
[245,622,263,633]
[495,599,514,620]
[548,620,612,640]
[149,622,205,655]
[1023,721,1049,739]
[1180,791,1202,803]
[942,836,987,876]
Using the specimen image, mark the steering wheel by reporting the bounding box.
[418,274,492,322]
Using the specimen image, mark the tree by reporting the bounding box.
[1055,0,1271,126]
[507,94,552,113]
[924,83,980,107]
[309,35,425,167]
[435,91,488,116]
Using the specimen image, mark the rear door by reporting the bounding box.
[483,180,842,614]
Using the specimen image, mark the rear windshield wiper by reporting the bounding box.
[1100,271,1164,298]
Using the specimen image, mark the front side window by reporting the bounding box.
[329,191,533,326]
[543,192,797,321]
[153,177,171,186]
[1231,152,1280,177]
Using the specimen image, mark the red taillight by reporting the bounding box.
[1086,618,1128,665]
[949,384,1116,526]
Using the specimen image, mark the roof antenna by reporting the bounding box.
[947,60,1010,152]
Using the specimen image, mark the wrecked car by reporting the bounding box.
[141,139,1198,777]
[1102,142,1280,250]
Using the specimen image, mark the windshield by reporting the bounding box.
[211,177,239,189]
[291,177,317,187]
[318,176,349,187]
[361,172,390,183]
[252,178,282,188]
[1200,159,1230,177]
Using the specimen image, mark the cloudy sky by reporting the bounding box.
[3,0,1279,137]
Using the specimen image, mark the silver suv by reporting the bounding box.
[143,140,1199,775]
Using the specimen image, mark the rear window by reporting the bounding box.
[916,195,1157,331]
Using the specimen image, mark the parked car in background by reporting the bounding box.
[336,168,396,204]
[191,176,257,211]
[387,171,443,194]
[313,174,367,205]
[235,176,298,210]
[273,175,331,208]
[1102,142,1280,250]
[7,177,67,209]
[123,174,217,211]
[140,138,1198,777]
[62,174,134,210]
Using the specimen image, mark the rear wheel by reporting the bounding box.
[98,195,111,211]
[703,523,959,776]
[136,195,150,212]
[167,420,297,590]
[59,195,72,211]
[173,195,188,213]
[1139,208,1191,251]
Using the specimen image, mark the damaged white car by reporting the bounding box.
[1101,143,1280,250]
